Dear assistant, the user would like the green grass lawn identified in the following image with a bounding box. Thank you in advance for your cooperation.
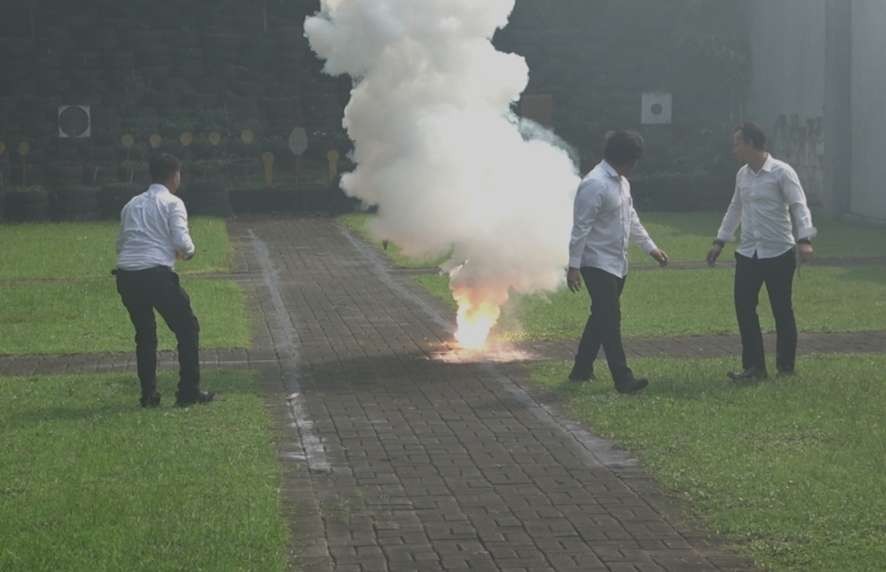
[0,218,233,280]
[417,264,886,340]
[530,355,886,572]
[0,219,249,356]
[628,212,886,265]
[0,278,250,355]
[0,370,287,572]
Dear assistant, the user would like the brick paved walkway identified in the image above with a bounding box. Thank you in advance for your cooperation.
[3,215,882,571]
[236,217,759,572]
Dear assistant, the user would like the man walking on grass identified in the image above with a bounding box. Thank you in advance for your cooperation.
[567,130,669,394]
[707,122,817,382]
[115,153,215,407]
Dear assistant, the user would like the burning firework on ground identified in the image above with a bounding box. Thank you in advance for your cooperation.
[305,0,580,352]
[449,265,508,350]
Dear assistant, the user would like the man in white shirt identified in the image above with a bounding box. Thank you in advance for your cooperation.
[567,131,669,393]
[115,154,215,407]
[707,122,817,381]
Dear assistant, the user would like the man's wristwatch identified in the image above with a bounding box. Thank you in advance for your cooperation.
[712,239,726,248]
[797,238,812,245]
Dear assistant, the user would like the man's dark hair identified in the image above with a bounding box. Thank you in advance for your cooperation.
[150,153,182,183]
[603,130,645,167]
[735,121,767,150]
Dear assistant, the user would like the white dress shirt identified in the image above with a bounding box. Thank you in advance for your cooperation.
[116,184,196,271]
[717,155,817,259]
[569,161,657,278]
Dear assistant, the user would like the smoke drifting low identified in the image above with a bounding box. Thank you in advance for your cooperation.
[305,0,580,345]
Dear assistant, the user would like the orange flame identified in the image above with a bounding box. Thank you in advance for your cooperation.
[453,295,502,350]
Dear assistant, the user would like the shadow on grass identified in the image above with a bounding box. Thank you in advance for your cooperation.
[4,370,264,427]
[539,357,810,406]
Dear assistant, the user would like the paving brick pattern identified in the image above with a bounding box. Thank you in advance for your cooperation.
[232,217,758,572]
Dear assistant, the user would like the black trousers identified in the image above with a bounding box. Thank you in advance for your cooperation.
[573,267,632,383]
[115,266,201,398]
[734,249,798,373]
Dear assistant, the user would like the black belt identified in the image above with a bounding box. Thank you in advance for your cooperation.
[111,266,172,276]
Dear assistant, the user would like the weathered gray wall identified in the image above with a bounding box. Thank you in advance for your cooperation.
[747,0,827,207]
[0,0,348,190]
[850,0,886,220]
[0,0,750,211]
[499,0,748,173]
[748,0,886,222]
[747,0,827,127]
[497,0,749,209]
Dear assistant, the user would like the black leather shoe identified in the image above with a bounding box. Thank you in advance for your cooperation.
[175,391,216,407]
[615,377,648,394]
[727,368,768,382]
[776,369,795,378]
[140,392,161,408]
[568,367,596,384]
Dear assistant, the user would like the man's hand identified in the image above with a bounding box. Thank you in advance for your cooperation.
[650,249,669,267]
[798,242,814,263]
[706,244,723,267]
[567,268,583,293]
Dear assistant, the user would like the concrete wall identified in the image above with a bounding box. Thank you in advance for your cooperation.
[0,0,750,209]
[850,0,886,220]
[747,0,827,126]
[0,0,349,190]
[748,0,886,221]
[496,0,749,209]
[746,0,827,206]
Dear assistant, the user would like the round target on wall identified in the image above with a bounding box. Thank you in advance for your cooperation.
[58,105,92,138]
[288,127,308,156]
[641,93,672,125]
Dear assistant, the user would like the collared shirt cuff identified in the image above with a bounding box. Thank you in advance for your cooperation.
[641,241,658,255]
[568,256,583,269]
[796,227,818,241]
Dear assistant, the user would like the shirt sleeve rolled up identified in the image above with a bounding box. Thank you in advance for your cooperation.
[569,180,604,268]
[168,200,196,257]
[780,166,818,241]
[717,180,743,243]
[629,206,657,254]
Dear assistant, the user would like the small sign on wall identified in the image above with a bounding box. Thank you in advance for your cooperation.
[641,92,672,125]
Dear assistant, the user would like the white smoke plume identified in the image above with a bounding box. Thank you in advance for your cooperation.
[305,0,580,347]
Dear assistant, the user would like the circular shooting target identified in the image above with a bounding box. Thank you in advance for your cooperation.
[288,127,308,156]
[58,105,91,138]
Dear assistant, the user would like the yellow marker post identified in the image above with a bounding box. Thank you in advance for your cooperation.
[327,149,340,185]
[262,151,274,187]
